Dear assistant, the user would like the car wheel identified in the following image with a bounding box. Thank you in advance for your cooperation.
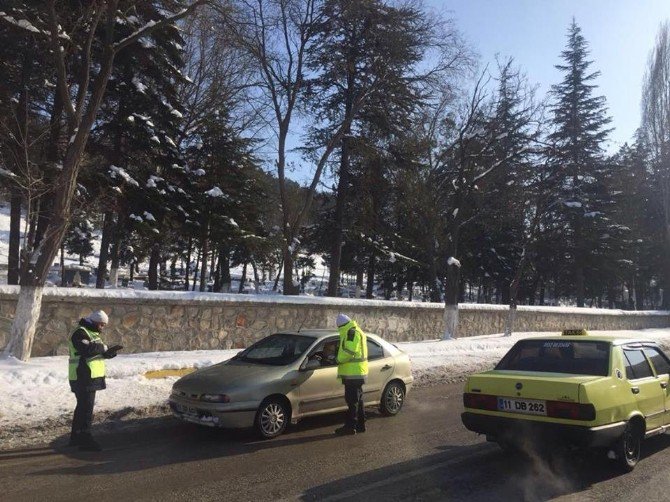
[255,397,289,439]
[614,421,642,472]
[380,381,405,416]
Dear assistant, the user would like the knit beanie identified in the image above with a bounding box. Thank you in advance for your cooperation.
[336,313,351,327]
[87,310,109,324]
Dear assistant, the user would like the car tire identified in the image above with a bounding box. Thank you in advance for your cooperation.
[614,421,642,472]
[255,397,290,439]
[379,381,405,416]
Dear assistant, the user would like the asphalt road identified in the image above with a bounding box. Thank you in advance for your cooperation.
[3,382,670,502]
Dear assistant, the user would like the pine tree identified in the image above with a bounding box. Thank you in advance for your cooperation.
[307,0,432,297]
[547,19,612,307]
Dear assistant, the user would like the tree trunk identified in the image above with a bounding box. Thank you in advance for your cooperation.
[504,305,517,338]
[199,223,209,293]
[184,237,192,291]
[427,244,441,302]
[327,136,351,296]
[148,245,160,290]
[212,246,222,292]
[443,304,458,341]
[96,211,115,288]
[220,246,231,293]
[505,250,529,336]
[443,242,461,339]
[108,212,122,289]
[8,189,21,285]
[282,245,298,295]
[636,273,645,310]
[191,248,201,292]
[252,260,260,294]
[365,250,376,299]
[3,286,44,360]
[664,224,670,309]
[273,262,283,292]
[355,267,364,298]
[239,262,248,293]
[60,245,66,286]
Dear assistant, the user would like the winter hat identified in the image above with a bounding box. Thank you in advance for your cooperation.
[336,313,351,327]
[87,310,109,325]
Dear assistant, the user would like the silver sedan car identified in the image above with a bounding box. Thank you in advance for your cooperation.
[169,329,413,438]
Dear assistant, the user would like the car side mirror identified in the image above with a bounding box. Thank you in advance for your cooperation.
[302,358,321,371]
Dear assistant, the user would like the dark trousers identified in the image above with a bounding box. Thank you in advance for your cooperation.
[71,389,96,436]
[343,381,365,429]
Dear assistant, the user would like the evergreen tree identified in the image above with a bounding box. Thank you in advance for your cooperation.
[307,0,433,296]
[547,20,612,306]
[64,216,95,266]
[84,2,188,289]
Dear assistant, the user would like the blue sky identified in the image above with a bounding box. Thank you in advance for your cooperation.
[434,0,670,151]
[286,0,670,183]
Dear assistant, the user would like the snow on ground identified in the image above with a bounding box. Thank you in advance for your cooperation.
[3,328,670,433]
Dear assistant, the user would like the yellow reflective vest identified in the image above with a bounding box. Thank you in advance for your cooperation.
[336,320,368,380]
[68,326,106,381]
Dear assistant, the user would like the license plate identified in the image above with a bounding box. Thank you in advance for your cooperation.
[175,403,197,415]
[497,397,546,416]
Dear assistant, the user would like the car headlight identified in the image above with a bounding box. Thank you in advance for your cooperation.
[199,394,231,403]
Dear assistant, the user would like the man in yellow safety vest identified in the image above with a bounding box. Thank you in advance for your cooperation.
[334,314,368,435]
[68,310,121,451]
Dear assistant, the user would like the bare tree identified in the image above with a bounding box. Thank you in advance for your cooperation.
[426,65,538,339]
[224,0,399,294]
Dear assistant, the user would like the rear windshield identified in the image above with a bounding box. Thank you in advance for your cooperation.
[495,339,610,376]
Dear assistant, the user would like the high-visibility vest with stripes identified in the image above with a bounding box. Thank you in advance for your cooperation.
[336,321,368,378]
[68,326,106,381]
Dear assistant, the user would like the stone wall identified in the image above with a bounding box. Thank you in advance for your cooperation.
[0,287,668,357]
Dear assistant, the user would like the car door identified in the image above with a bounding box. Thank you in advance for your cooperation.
[642,346,670,425]
[363,338,394,404]
[623,346,666,430]
[297,337,343,415]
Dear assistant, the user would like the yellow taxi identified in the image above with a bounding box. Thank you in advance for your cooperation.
[461,329,670,471]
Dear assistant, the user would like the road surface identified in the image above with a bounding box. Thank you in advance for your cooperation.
[2,382,670,501]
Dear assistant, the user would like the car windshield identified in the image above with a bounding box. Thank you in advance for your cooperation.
[233,333,316,366]
[495,339,610,376]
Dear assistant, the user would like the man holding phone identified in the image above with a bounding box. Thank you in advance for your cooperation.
[68,309,122,451]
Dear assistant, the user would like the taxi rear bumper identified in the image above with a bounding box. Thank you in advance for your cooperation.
[462,411,626,448]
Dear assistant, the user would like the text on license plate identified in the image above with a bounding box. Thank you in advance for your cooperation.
[176,403,198,415]
[497,397,546,415]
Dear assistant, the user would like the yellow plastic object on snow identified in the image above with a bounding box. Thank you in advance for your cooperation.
[144,368,196,379]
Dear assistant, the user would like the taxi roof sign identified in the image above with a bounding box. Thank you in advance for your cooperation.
[562,328,589,336]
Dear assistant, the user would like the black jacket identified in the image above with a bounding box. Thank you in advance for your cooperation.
[70,318,108,392]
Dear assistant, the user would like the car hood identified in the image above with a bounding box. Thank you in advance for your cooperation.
[173,359,288,394]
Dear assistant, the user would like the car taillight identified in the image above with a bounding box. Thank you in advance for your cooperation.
[546,401,595,421]
[463,393,498,411]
